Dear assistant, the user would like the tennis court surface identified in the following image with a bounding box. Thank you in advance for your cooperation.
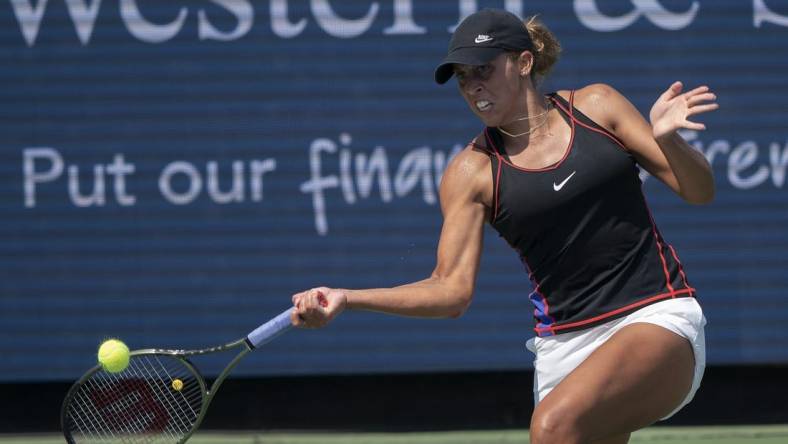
[4,425,788,444]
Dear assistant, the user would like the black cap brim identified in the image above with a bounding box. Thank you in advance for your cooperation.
[434,46,508,84]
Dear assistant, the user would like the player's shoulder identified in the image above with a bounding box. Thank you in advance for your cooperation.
[440,134,493,195]
[556,83,624,107]
[447,134,493,174]
[557,83,630,128]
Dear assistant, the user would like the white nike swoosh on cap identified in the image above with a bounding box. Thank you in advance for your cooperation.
[475,35,493,44]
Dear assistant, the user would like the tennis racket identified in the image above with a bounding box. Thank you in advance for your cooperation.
[61,307,294,444]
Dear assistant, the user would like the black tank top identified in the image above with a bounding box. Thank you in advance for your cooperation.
[479,91,695,337]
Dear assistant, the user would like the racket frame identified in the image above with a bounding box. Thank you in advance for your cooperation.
[62,308,292,444]
[61,339,253,444]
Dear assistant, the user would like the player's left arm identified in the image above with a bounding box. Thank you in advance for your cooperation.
[575,82,717,204]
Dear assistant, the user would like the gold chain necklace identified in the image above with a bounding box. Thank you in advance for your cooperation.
[498,104,551,138]
[509,105,550,122]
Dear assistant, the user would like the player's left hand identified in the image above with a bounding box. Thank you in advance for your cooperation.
[291,287,346,328]
[649,81,719,141]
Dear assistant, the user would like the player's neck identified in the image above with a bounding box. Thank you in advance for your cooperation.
[498,93,550,139]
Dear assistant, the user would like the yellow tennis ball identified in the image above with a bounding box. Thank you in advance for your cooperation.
[172,379,184,391]
[97,339,130,373]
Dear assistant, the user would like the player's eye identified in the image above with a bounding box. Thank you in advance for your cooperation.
[475,64,493,79]
[454,64,492,86]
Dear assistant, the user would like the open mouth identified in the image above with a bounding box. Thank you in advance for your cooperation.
[476,100,492,112]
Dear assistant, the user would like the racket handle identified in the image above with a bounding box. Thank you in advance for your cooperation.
[247,308,294,348]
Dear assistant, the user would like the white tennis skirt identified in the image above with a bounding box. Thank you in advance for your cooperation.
[526,297,706,420]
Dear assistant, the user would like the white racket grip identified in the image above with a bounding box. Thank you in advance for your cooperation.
[247,308,294,348]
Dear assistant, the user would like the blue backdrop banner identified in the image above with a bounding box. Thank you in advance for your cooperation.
[1,0,787,382]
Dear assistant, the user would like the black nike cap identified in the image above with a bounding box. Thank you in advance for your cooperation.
[434,9,534,85]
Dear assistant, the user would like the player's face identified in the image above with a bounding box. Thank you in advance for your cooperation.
[454,53,525,127]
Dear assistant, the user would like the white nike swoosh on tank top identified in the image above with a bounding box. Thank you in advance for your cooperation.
[553,171,577,191]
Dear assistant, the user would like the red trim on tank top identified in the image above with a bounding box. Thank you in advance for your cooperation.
[550,97,630,153]
[577,120,629,152]
[668,244,691,290]
[471,140,504,223]
[484,93,576,173]
[533,287,696,335]
[492,155,502,223]
[471,141,492,154]
[639,188,675,294]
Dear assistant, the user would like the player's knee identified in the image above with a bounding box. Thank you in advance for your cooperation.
[530,403,582,444]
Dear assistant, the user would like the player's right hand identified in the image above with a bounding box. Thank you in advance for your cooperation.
[291,287,347,328]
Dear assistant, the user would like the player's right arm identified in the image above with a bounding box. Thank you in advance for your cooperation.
[292,143,492,328]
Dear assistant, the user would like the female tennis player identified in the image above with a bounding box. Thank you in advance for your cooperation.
[292,9,716,444]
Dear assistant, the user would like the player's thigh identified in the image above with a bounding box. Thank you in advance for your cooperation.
[533,322,694,441]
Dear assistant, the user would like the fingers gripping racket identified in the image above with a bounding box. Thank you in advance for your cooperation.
[61,308,294,444]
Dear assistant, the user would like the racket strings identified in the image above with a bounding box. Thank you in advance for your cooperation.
[87,373,149,440]
[83,367,166,443]
[102,364,178,444]
[71,373,169,444]
[80,379,134,442]
[64,355,204,444]
[137,356,199,436]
